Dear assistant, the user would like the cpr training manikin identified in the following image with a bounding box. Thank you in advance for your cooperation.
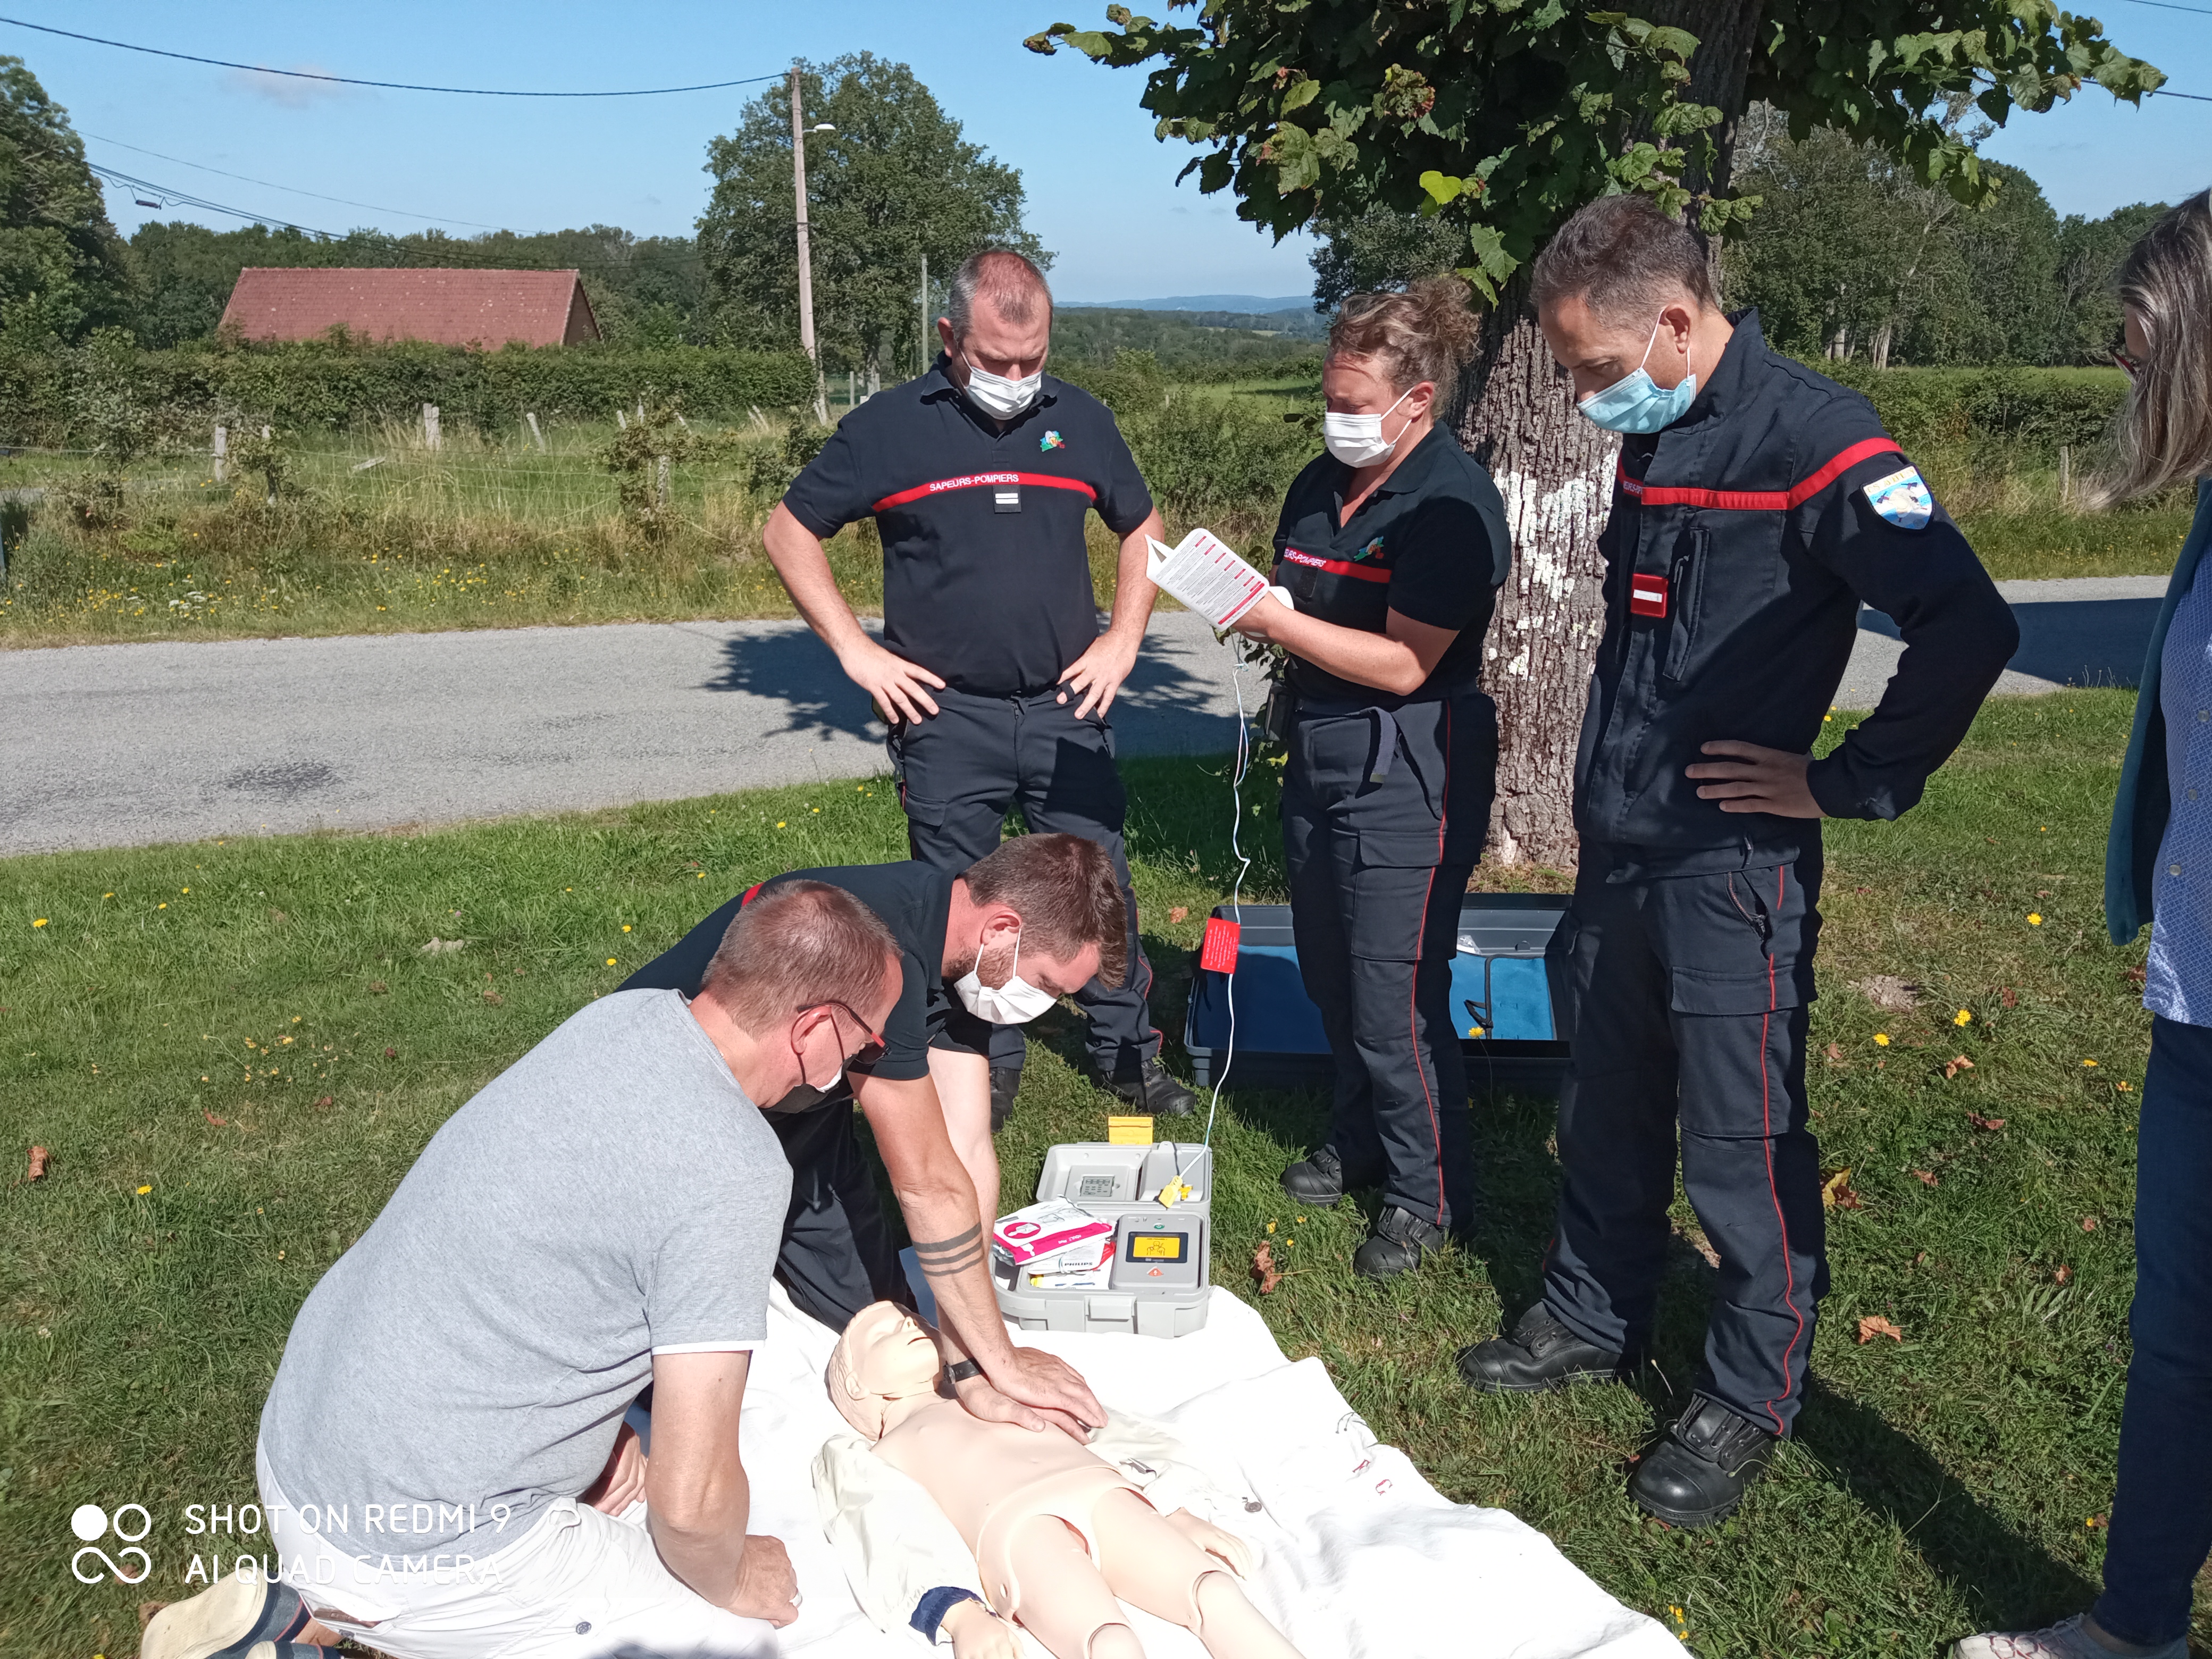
[814,1302,1306,1659]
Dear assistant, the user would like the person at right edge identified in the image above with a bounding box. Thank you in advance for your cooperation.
[1225,278,1511,1280]
[1455,196,2019,1529]
[1959,190,2212,1659]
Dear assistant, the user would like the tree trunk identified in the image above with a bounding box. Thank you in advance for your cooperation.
[1456,284,1618,869]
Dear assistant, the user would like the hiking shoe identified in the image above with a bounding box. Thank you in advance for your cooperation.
[1955,1615,2187,1659]
[1279,1144,1380,1206]
[141,1566,317,1659]
[1458,1303,1632,1393]
[1106,1055,1196,1117]
[990,1067,1021,1134]
[1352,1205,1448,1279]
[1629,1395,1777,1528]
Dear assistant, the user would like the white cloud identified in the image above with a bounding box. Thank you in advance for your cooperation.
[221,64,355,108]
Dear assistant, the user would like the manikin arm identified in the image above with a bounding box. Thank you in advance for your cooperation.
[814,1434,1008,1652]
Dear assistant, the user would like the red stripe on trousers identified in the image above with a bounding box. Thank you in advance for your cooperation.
[1757,863,1806,1435]
[1618,437,1905,512]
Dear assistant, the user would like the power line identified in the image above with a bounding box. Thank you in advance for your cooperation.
[2148,87,2212,100]
[0,14,782,97]
[83,131,511,232]
[2118,0,2212,14]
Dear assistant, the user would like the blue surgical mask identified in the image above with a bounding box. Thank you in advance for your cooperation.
[1576,315,1697,434]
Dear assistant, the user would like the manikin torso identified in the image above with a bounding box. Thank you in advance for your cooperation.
[875,1393,1133,1555]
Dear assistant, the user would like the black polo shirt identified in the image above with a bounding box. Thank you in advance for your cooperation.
[783,356,1154,698]
[619,861,988,1091]
[1269,425,1512,706]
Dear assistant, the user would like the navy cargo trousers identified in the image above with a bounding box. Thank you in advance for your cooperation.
[1540,844,1830,1436]
[887,684,1158,1080]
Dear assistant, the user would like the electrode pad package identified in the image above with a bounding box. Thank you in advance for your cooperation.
[992,1142,1213,1338]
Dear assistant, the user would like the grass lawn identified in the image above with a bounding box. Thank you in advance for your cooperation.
[0,691,2175,1657]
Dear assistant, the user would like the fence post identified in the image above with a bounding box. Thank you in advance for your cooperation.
[525,412,546,453]
[655,454,671,510]
[422,403,441,451]
[2059,444,2072,507]
[616,409,629,430]
[213,424,227,484]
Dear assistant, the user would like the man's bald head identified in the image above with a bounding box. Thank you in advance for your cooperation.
[946,249,1051,337]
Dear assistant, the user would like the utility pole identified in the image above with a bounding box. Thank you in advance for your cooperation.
[789,68,828,424]
[918,253,928,376]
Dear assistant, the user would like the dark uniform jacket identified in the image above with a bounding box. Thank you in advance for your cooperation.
[1577,309,2019,871]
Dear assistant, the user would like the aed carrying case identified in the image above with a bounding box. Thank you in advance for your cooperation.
[992,1142,1212,1339]
[1182,895,1571,1096]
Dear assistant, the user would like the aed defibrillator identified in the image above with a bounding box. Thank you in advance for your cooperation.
[992,1142,1213,1338]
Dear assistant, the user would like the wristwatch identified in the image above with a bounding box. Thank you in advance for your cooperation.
[944,1358,983,1386]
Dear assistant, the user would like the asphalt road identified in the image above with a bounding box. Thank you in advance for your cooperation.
[2,575,2171,857]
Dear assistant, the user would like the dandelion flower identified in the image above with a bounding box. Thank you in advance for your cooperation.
[606,957,617,967]
[622,924,632,933]
[776,821,786,829]
[1873,1033,1891,1047]
[2028,913,2043,926]
[136,1184,150,1195]
[31,917,47,927]
[2083,1058,2099,1068]
[158,902,168,910]
[1954,1009,1972,1026]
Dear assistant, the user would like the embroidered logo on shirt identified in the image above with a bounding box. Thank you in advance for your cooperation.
[1863,464,1933,530]
[1040,430,1065,451]
[1354,537,1385,562]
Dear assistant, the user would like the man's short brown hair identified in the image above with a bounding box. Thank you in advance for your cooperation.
[962,833,1128,988]
[1531,194,1717,328]
[699,881,900,1033]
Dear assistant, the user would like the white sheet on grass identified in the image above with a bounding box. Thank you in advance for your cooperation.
[732,1271,1685,1659]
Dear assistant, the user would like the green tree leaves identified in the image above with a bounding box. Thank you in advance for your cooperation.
[696,55,1046,376]
[0,55,132,347]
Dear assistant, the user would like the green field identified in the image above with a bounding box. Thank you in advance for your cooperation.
[0,692,2179,1657]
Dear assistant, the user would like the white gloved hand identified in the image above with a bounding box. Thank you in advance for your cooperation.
[941,1596,1021,1659]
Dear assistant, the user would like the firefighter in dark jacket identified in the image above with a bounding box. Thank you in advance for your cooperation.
[1456,196,2020,1528]
[1227,278,1512,1280]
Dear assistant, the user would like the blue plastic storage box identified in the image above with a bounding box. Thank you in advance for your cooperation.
[1181,894,1570,1096]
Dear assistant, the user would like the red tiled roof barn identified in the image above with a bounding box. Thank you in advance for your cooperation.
[220,268,600,348]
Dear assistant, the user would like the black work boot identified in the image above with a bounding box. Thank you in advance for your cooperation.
[1279,1143,1383,1205]
[1352,1205,1448,1279]
[1106,1054,1196,1117]
[1629,1395,1777,1528]
[1457,1302,1636,1393]
[989,1067,1021,1134]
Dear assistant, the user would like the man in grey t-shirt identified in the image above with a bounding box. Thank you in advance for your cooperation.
[143,883,902,1659]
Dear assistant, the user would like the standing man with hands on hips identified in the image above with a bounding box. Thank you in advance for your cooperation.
[762,248,1194,1127]
[1456,196,2019,1530]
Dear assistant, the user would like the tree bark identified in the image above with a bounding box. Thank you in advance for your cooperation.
[1456,285,1618,869]
[1454,2,1758,871]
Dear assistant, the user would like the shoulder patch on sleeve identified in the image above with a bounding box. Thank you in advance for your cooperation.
[1863,464,1933,530]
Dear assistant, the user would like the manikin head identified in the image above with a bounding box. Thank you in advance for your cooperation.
[826,1300,942,1440]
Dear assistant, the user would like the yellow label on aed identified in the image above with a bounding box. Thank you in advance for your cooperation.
[1130,1234,1184,1259]
[1107,1115,1154,1145]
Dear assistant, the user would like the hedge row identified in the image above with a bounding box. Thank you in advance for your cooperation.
[0,340,819,446]
[1822,363,2130,459]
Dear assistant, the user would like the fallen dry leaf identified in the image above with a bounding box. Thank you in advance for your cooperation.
[1857,1314,1905,1344]
[1853,974,1923,1012]
[2000,986,2019,1009]
[1823,1042,1846,1065]
[1251,1242,1283,1295]
[1968,1111,2007,1131]
[2054,1264,2072,1285]
[202,1110,227,1127]
[2083,1216,2099,1232]
[1913,1169,1940,1187]
[1943,1054,1976,1080]
[267,908,288,923]
[1168,906,1189,925]
[313,1095,334,1110]
[482,990,505,1006]
[1821,1169,1863,1210]
[2124,966,2147,988]
[25,1144,48,1182]
[368,979,389,995]
[1854,885,1874,895]
[419,937,464,956]
[383,1046,398,1058]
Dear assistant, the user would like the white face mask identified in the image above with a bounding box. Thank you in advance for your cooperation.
[1322,384,1418,468]
[954,929,1058,1025]
[958,346,1042,420]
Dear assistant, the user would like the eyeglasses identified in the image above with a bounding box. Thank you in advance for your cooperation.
[804,1000,886,1068]
[2115,348,2144,380]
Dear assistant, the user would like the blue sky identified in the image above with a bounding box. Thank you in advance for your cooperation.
[16,2,2210,305]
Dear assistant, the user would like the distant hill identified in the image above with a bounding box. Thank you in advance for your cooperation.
[1063,293,1315,313]
[1051,304,1327,371]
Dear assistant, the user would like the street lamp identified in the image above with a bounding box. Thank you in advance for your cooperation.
[789,70,836,423]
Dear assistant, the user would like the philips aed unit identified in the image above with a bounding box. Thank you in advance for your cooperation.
[992,1143,1212,1338]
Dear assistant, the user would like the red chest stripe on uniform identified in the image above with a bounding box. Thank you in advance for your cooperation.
[1616,437,1905,511]
[1276,546,1392,584]
[870,472,1099,512]
[739,882,764,908]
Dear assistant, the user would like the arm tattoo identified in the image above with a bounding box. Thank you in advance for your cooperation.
[911,1224,986,1279]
